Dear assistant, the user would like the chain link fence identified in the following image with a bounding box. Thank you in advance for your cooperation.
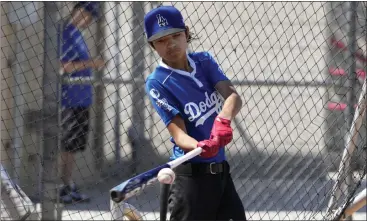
[1,1,366,220]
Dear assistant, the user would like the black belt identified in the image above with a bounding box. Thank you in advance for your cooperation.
[174,161,230,175]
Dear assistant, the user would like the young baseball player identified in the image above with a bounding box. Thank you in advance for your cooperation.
[59,1,105,204]
[144,5,246,220]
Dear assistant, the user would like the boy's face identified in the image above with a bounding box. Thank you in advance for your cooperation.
[73,7,93,29]
[151,30,188,63]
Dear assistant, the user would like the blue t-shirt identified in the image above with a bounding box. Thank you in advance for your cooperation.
[145,52,229,163]
[60,23,93,108]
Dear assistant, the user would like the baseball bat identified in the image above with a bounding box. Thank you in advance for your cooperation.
[339,188,367,220]
[0,164,36,220]
[110,147,202,203]
[110,201,143,221]
[160,183,171,221]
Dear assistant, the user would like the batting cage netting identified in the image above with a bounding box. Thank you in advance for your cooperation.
[1,1,366,221]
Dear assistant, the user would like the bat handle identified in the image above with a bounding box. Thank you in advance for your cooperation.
[168,147,203,169]
[160,183,170,221]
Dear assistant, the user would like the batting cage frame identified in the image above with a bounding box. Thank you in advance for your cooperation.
[325,78,366,220]
[1,1,366,221]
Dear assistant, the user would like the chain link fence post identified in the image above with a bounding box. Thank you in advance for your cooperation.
[40,2,62,220]
[344,3,359,220]
[113,1,122,171]
[92,2,106,179]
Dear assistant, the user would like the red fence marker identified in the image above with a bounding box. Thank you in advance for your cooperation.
[330,38,367,63]
[329,67,366,79]
[327,102,357,111]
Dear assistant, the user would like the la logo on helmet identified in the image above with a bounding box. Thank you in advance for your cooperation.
[156,14,168,27]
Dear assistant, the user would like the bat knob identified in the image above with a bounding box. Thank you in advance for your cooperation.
[110,190,122,203]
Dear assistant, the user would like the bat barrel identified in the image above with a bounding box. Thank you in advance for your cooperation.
[109,148,203,204]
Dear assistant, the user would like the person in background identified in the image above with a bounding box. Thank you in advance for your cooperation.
[59,1,105,204]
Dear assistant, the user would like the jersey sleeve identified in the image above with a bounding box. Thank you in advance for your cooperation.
[206,52,229,86]
[145,79,181,126]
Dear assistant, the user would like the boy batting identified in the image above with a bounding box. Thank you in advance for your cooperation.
[144,5,247,220]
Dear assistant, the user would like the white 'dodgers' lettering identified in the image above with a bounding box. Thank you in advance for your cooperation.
[184,91,223,127]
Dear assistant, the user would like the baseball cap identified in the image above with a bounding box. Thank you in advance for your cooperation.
[74,1,100,18]
[144,6,186,42]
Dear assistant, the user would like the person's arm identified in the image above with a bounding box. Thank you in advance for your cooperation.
[145,80,197,152]
[167,115,220,158]
[60,31,105,74]
[61,59,105,73]
[215,80,243,120]
[167,115,198,153]
[203,52,243,120]
[203,51,243,146]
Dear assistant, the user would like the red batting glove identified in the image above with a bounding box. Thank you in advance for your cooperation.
[197,139,220,158]
[210,116,233,147]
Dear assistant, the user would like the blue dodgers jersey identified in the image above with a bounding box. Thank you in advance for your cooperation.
[145,51,229,163]
[60,23,93,108]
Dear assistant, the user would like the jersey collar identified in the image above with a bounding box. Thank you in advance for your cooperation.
[159,52,196,77]
[158,52,203,87]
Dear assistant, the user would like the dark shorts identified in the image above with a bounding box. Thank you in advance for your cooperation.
[168,161,246,221]
[61,107,90,153]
